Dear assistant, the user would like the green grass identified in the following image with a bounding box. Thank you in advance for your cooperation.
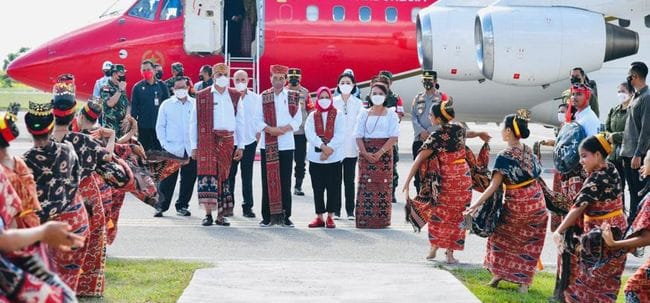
[79,258,210,303]
[450,267,627,303]
[0,87,50,109]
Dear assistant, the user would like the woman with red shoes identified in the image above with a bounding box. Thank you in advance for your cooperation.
[305,87,346,228]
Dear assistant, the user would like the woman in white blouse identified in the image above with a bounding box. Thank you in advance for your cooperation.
[353,82,400,228]
[305,87,346,228]
[333,71,364,220]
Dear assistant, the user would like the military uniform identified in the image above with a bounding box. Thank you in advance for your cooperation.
[165,62,196,97]
[100,65,130,137]
[287,68,313,195]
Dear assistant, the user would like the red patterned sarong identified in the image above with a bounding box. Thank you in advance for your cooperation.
[76,175,107,296]
[484,182,547,285]
[197,131,234,215]
[428,150,471,250]
[261,92,282,218]
[49,196,89,292]
[356,138,393,229]
[624,194,650,302]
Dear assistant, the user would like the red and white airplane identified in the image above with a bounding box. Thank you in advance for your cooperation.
[6,0,649,125]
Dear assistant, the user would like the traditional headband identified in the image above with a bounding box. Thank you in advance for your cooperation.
[28,121,54,136]
[595,133,613,155]
[52,106,77,118]
[0,117,16,143]
[83,103,99,120]
[440,101,453,121]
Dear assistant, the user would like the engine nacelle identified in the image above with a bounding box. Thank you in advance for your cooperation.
[417,5,485,81]
[475,6,638,86]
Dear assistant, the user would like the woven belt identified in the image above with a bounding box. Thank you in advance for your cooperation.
[19,209,35,218]
[213,130,234,137]
[452,159,466,164]
[505,179,536,190]
[584,209,624,222]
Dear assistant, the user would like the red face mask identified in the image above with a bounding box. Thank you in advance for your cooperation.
[142,70,154,81]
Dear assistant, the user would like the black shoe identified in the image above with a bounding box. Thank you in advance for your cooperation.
[259,220,272,227]
[153,210,164,217]
[176,208,191,216]
[215,217,231,226]
[201,215,213,226]
[243,209,256,218]
[294,187,305,196]
[283,217,295,227]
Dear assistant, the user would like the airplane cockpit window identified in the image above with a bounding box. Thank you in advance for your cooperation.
[618,19,630,28]
[411,8,420,23]
[333,6,345,22]
[359,6,371,23]
[128,0,160,20]
[306,5,319,22]
[160,0,183,20]
[645,15,650,28]
[385,7,398,23]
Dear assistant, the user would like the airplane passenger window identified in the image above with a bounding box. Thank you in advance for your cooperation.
[306,5,318,22]
[160,0,183,20]
[618,19,630,28]
[279,4,293,21]
[359,6,371,22]
[128,0,160,20]
[646,15,650,28]
[386,7,398,23]
[411,8,420,23]
[333,6,345,22]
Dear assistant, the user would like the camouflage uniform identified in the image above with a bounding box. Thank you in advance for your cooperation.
[100,80,130,137]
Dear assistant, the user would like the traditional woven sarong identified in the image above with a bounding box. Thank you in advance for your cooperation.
[1,158,41,229]
[624,194,650,303]
[0,255,66,303]
[76,175,107,297]
[356,138,393,228]
[49,196,89,292]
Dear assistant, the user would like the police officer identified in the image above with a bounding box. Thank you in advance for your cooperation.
[100,64,131,137]
[411,70,447,192]
[287,67,313,196]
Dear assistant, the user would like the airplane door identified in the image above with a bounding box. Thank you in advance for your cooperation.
[183,0,223,54]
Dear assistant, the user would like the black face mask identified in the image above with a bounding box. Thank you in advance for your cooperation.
[199,75,204,82]
[104,70,111,77]
[155,71,163,80]
[423,81,434,90]
[570,76,582,85]
[289,78,299,86]
[175,71,184,77]
[118,75,126,82]
[435,83,440,90]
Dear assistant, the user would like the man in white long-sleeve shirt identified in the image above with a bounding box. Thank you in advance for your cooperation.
[191,63,245,227]
[255,64,303,227]
[154,77,196,218]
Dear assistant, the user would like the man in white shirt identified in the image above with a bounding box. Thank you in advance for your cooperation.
[255,65,303,227]
[92,61,112,100]
[227,70,260,218]
[190,63,245,227]
[154,77,196,217]
[570,83,601,136]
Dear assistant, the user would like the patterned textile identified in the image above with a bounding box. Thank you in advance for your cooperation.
[0,255,65,303]
[1,157,41,229]
[554,121,587,174]
[356,138,393,228]
[49,198,89,292]
[565,162,627,303]
[484,144,547,286]
[99,80,130,137]
[113,143,158,207]
[314,108,337,143]
[107,190,124,245]
[551,171,563,232]
[23,141,81,223]
[76,175,106,297]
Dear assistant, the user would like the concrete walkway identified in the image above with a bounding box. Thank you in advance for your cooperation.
[177,261,480,303]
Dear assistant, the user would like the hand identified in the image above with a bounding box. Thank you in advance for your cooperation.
[478,132,492,143]
[42,221,85,252]
[552,231,564,250]
[233,149,244,161]
[601,223,616,247]
[402,183,411,200]
[133,145,146,160]
[120,116,131,134]
[366,152,379,163]
[632,156,642,169]
[641,165,648,178]
[321,145,334,156]
[255,132,261,141]
[463,205,479,217]
[320,152,330,161]
[280,125,293,134]
[191,149,197,160]
[118,81,127,91]
[419,131,429,141]
[265,127,283,137]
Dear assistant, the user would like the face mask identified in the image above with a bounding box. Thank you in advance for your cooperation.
[142,70,154,81]
[339,84,353,95]
[423,81,434,90]
[272,80,285,90]
[215,76,229,88]
[570,76,581,85]
[199,75,204,82]
[617,92,629,103]
[174,89,188,99]
[118,75,126,82]
[557,113,566,123]
[155,71,163,80]
[289,78,299,86]
[318,98,332,110]
[370,95,386,106]
[104,70,111,77]
[235,83,247,92]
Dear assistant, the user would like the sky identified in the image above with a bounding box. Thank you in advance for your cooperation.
[1,1,126,66]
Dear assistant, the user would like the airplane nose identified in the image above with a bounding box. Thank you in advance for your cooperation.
[6,43,52,91]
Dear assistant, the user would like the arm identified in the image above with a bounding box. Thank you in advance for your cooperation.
[465,172,504,214]
[328,112,346,152]
[0,222,85,253]
[286,103,303,132]
[603,228,650,250]
[605,108,614,133]
[403,148,433,189]
[304,113,323,149]
[554,204,587,235]
[189,102,198,151]
[106,88,124,108]
[634,98,650,157]
[155,102,167,151]
[411,98,426,137]
[466,130,491,142]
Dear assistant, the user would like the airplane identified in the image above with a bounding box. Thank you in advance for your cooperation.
[6,0,649,126]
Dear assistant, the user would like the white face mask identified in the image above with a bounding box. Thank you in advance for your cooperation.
[318,98,332,110]
[617,92,629,103]
[175,89,188,99]
[215,76,229,88]
[370,95,385,106]
[235,82,247,92]
[339,84,353,95]
[557,112,565,123]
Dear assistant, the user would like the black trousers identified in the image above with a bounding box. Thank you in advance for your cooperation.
[412,140,424,193]
[310,161,342,214]
[227,141,257,211]
[293,134,307,188]
[261,150,293,221]
[156,158,197,212]
[611,158,627,210]
[139,128,162,151]
[623,157,648,224]
[392,144,399,202]
[337,157,357,217]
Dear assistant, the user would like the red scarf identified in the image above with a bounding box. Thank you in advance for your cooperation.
[315,108,337,144]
